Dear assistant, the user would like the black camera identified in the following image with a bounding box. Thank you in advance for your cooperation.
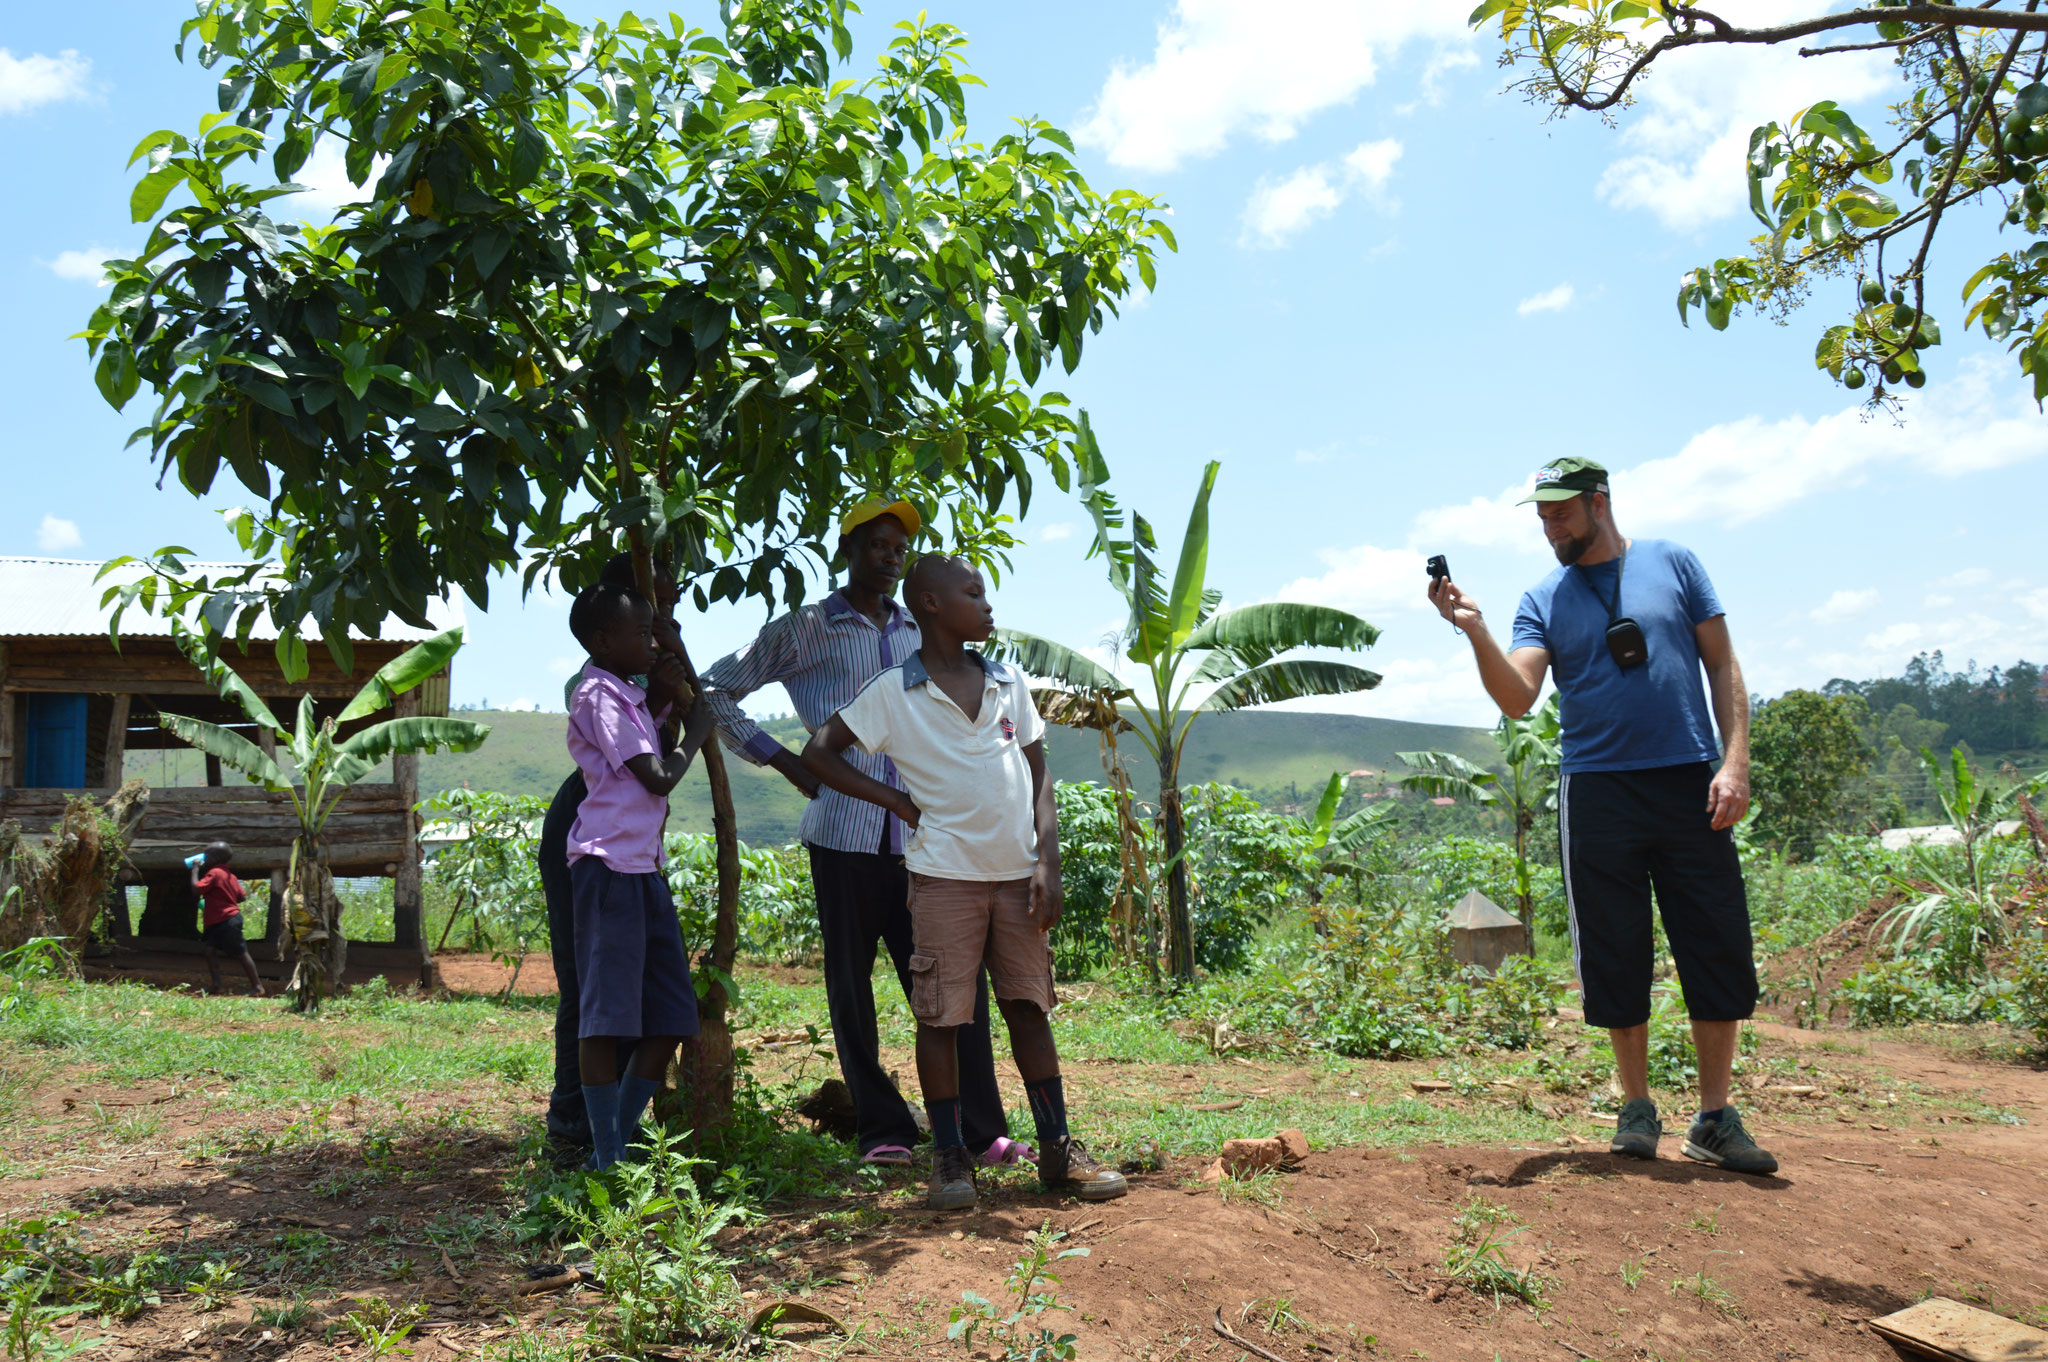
[1426,554,1450,583]
[1606,618,1649,669]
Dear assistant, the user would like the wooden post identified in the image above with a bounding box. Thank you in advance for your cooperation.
[391,690,424,955]
[103,693,131,788]
[257,725,287,958]
[0,642,12,788]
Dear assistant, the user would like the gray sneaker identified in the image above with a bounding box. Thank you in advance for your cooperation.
[1610,1097,1662,1160]
[1682,1107,1779,1176]
[927,1144,978,1211]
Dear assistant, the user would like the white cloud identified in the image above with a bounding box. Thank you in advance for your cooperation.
[2021,587,2048,625]
[0,49,90,116]
[281,139,389,222]
[1038,523,1076,543]
[1408,485,1540,554]
[1077,2,1470,173]
[1240,138,1402,248]
[44,246,116,286]
[1516,283,1575,316]
[37,515,81,551]
[1274,543,1424,615]
[1615,357,2045,530]
[1592,8,1891,227]
[1809,588,1878,623]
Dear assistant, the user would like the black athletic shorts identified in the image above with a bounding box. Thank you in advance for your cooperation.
[202,915,247,956]
[1558,761,1757,1029]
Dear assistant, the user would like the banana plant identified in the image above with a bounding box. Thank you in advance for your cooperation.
[1397,693,1561,953]
[990,431,1382,983]
[1289,771,1398,931]
[1879,745,2048,973]
[157,625,490,1010]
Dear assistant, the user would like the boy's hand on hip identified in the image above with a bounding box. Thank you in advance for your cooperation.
[1706,764,1750,831]
[889,791,922,831]
[1029,862,1064,932]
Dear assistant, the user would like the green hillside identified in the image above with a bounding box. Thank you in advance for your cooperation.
[127,707,1499,847]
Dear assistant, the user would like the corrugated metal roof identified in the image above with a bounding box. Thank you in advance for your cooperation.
[0,557,464,641]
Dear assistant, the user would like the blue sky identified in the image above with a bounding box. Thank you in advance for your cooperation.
[6,1,2045,726]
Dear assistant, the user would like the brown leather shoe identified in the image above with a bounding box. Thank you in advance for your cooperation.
[1040,1135,1128,1200]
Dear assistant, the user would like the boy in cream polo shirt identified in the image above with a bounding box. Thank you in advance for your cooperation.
[804,554,1128,1211]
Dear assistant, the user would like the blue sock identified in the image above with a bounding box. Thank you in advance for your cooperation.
[1696,1106,1728,1124]
[618,1074,661,1150]
[1025,1075,1068,1146]
[581,1082,624,1169]
[926,1097,965,1150]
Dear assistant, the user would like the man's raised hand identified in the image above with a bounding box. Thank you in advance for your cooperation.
[1428,576,1484,632]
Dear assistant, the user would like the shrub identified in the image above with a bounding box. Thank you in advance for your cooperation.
[2006,934,2048,1050]
[1835,958,1985,1027]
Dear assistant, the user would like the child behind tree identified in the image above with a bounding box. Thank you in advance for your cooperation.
[564,580,718,1170]
[190,842,266,997]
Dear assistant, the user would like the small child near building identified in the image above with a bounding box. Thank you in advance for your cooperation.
[803,554,1128,1210]
[189,842,266,997]
[565,581,718,1170]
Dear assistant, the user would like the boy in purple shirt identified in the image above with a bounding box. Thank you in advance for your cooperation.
[565,581,717,1169]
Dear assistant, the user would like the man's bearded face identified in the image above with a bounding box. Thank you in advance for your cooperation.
[1539,497,1599,565]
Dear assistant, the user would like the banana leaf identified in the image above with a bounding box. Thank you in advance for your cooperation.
[156,714,291,792]
[337,627,465,722]
[1197,659,1381,712]
[1184,602,1381,670]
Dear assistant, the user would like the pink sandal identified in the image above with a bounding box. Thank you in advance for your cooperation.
[861,1144,914,1166]
[980,1136,1038,1168]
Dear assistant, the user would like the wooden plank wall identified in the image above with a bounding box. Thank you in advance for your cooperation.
[0,785,410,876]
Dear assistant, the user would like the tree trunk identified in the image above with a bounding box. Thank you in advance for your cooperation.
[1159,758,1195,984]
[284,835,344,1012]
[1514,809,1535,957]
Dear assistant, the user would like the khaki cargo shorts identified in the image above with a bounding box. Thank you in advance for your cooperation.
[905,873,1058,1027]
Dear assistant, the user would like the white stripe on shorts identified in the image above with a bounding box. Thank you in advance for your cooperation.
[1559,771,1584,989]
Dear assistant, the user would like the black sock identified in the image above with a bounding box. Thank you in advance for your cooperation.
[926,1096,964,1150]
[1025,1075,1068,1146]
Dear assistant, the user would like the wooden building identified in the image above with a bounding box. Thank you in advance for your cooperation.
[0,558,459,986]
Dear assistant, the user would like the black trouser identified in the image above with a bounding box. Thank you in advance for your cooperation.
[1559,761,1759,1030]
[539,770,633,1142]
[808,842,1010,1157]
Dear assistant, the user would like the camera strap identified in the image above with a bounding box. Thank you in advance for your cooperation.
[1573,543,1626,623]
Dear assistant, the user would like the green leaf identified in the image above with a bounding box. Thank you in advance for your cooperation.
[1183,602,1380,670]
[336,715,492,768]
[1161,460,1220,651]
[1467,0,1510,24]
[130,164,188,222]
[1307,771,1346,847]
[1197,660,1382,712]
[155,713,290,791]
[985,629,1124,693]
[1395,749,1500,803]
[170,624,288,734]
[336,627,467,723]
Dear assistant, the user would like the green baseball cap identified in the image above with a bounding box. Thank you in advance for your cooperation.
[1518,456,1610,503]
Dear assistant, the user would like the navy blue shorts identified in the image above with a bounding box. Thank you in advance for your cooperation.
[569,857,699,1041]
[1559,762,1758,1029]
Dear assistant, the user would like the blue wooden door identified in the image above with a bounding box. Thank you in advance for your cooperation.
[23,694,89,788]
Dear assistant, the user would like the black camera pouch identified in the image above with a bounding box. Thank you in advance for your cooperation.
[1605,617,1648,669]
[1576,545,1649,671]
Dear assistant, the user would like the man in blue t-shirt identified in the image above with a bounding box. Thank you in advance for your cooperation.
[1428,456,1777,1177]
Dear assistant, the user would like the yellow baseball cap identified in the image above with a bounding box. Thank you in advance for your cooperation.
[839,496,922,539]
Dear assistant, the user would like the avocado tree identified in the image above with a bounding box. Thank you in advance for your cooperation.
[1750,688,1873,856]
[990,442,1382,983]
[1476,1,2048,401]
[158,626,489,1010]
[82,0,1169,1124]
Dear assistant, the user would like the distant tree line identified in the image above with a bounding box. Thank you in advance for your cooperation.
[1750,653,2048,857]
[1825,653,2048,756]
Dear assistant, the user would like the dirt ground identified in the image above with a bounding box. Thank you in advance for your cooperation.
[10,964,2046,1361]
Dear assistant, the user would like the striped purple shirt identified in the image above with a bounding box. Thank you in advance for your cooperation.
[699,590,917,855]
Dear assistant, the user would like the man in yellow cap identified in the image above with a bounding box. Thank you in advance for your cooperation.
[698,498,1027,1169]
